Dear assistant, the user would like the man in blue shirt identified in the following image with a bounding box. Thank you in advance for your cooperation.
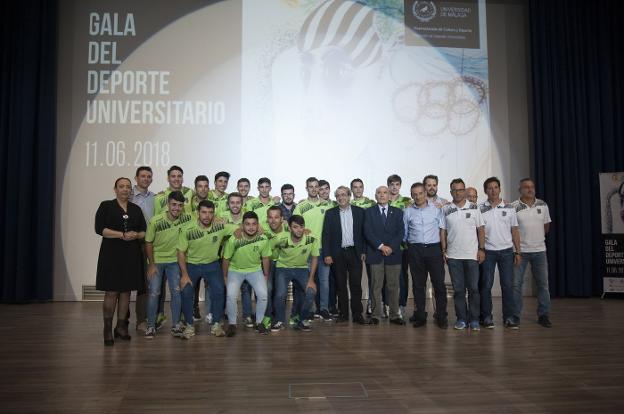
[129,166,155,332]
[403,182,448,328]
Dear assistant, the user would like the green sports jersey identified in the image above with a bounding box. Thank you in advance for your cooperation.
[223,233,271,273]
[217,210,243,225]
[262,222,289,260]
[389,195,412,210]
[190,195,210,213]
[145,211,193,263]
[244,197,278,225]
[207,190,229,216]
[351,197,375,209]
[293,198,332,240]
[271,232,320,269]
[242,196,256,210]
[153,186,194,216]
[177,220,233,264]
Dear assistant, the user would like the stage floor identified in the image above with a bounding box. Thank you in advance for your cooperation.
[1,298,623,413]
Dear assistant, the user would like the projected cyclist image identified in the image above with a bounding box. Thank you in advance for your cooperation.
[246,0,491,187]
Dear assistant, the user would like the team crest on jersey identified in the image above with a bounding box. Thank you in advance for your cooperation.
[320,209,325,214]
[465,213,471,218]
[502,211,507,217]
[301,249,307,255]
[537,208,542,214]
[253,245,259,252]
[212,235,218,243]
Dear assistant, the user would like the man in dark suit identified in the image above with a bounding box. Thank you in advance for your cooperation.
[322,186,367,324]
[364,186,405,325]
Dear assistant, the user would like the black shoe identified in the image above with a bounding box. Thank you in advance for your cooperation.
[353,315,367,325]
[408,312,418,323]
[193,307,201,321]
[412,319,427,328]
[538,315,552,328]
[368,317,380,325]
[390,318,406,326]
[114,319,132,340]
[329,308,339,317]
[295,321,312,332]
[255,323,270,335]
[504,320,519,330]
[435,319,448,329]
[319,310,333,321]
[226,325,237,337]
[482,320,495,329]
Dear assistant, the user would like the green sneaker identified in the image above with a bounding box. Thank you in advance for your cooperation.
[288,314,300,327]
[155,313,167,330]
[262,316,272,329]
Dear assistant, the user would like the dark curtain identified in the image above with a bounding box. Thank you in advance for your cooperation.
[529,0,624,296]
[0,0,57,302]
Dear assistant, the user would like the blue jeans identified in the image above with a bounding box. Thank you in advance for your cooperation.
[480,248,515,324]
[226,270,268,325]
[448,258,480,322]
[311,250,329,312]
[147,262,181,328]
[274,267,316,324]
[513,251,551,321]
[265,261,276,318]
[181,262,224,324]
[241,281,253,318]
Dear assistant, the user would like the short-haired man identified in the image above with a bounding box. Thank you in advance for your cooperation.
[237,178,255,207]
[479,177,522,329]
[404,182,448,328]
[466,187,478,204]
[191,175,210,214]
[261,205,290,328]
[177,200,232,339]
[322,186,367,324]
[222,211,272,337]
[293,177,333,321]
[512,178,553,328]
[387,174,411,319]
[219,192,244,225]
[440,179,486,330]
[208,171,230,216]
[144,191,193,338]
[278,184,297,222]
[154,165,194,215]
[129,166,154,331]
[271,214,319,332]
[364,186,405,325]
[153,167,196,329]
[350,178,375,209]
[189,174,210,321]
[244,177,278,226]
[423,174,449,208]
[318,180,337,207]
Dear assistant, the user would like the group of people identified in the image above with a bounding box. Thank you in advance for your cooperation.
[95,166,553,346]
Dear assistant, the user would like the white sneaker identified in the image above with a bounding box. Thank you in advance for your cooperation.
[182,325,195,339]
[205,313,213,324]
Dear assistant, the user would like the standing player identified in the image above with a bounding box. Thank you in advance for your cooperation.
[222,211,272,337]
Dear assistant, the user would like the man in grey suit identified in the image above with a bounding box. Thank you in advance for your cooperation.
[364,186,405,325]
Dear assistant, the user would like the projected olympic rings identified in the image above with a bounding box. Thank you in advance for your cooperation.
[392,75,488,136]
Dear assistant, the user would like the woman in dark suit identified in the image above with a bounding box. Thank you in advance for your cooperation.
[95,177,146,346]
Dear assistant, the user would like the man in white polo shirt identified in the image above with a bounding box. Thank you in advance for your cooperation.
[441,178,486,330]
[479,177,522,329]
[512,178,552,328]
